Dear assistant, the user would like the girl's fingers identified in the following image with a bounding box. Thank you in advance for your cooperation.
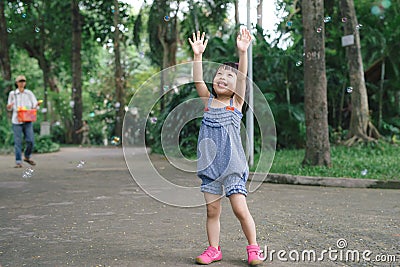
[201,32,205,40]
[197,31,200,39]
[192,32,196,41]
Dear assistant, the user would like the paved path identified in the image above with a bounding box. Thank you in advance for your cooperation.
[0,147,399,267]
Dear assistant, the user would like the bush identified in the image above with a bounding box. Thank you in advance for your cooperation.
[33,135,60,153]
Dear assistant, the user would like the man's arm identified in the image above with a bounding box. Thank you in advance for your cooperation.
[6,91,14,111]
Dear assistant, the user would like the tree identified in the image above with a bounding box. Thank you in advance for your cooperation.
[0,0,12,94]
[113,0,125,138]
[257,0,263,28]
[71,0,83,144]
[301,0,331,166]
[340,0,380,145]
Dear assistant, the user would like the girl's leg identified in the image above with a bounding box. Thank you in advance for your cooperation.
[204,192,222,248]
[228,193,257,245]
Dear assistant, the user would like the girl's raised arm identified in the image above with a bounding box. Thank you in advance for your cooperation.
[234,28,252,110]
[188,31,210,104]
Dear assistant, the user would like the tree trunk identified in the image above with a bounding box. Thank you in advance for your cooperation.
[0,0,12,95]
[301,0,331,167]
[257,0,263,28]
[113,0,125,139]
[72,0,83,144]
[341,0,380,146]
[234,0,239,26]
[158,4,179,110]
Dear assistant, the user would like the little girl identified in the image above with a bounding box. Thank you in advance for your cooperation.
[188,29,263,266]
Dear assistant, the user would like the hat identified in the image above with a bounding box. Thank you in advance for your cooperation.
[15,75,26,82]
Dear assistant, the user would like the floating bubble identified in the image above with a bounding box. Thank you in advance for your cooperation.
[111,136,120,145]
[139,51,144,58]
[346,87,353,93]
[7,28,12,33]
[361,169,368,176]
[22,167,34,179]
[295,61,302,67]
[257,14,262,19]
[77,160,86,168]
[21,14,26,18]
[149,117,157,124]
[323,16,331,23]
[341,17,348,23]
[164,15,170,22]
[381,0,391,9]
[355,24,363,30]
[371,6,381,15]
[286,21,292,27]
[34,27,40,33]
[316,27,323,33]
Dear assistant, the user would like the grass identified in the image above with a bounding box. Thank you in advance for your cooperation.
[252,142,400,181]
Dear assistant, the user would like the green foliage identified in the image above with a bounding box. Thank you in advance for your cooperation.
[0,116,13,148]
[33,135,60,153]
[256,141,400,181]
[146,83,200,157]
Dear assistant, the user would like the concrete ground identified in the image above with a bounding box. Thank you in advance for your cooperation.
[0,147,399,267]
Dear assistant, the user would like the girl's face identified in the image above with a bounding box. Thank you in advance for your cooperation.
[212,66,237,97]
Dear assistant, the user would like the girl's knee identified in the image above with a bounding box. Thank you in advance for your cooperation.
[232,206,250,221]
[206,203,221,218]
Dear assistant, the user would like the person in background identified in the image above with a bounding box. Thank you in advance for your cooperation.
[6,75,40,168]
[75,120,91,147]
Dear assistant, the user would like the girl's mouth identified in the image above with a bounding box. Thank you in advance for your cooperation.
[217,81,228,89]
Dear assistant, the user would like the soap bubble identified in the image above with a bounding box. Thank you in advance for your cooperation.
[77,160,86,168]
[346,87,353,93]
[323,16,331,23]
[22,167,34,179]
[149,117,158,124]
[341,17,348,23]
[316,27,323,33]
[111,136,120,145]
[164,15,170,22]
[381,0,391,9]
[361,169,368,176]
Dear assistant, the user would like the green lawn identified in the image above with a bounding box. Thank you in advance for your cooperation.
[253,142,400,181]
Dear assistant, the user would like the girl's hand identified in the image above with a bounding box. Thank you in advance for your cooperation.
[237,28,252,53]
[188,31,208,56]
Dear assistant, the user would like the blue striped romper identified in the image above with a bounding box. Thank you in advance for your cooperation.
[197,95,249,197]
